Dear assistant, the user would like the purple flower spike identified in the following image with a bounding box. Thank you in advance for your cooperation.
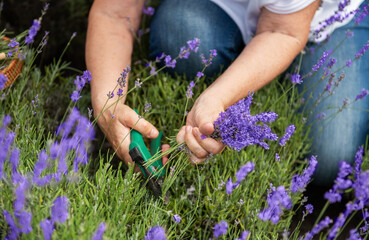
[186,81,195,98]
[237,230,250,240]
[312,50,332,72]
[10,148,23,184]
[51,196,69,224]
[346,59,352,67]
[355,41,369,59]
[40,219,54,240]
[196,72,204,78]
[15,211,32,233]
[324,161,353,203]
[354,146,364,180]
[258,186,292,224]
[303,216,332,240]
[352,171,369,205]
[226,178,235,194]
[213,220,228,238]
[142,6,155,16]
[187,38,200,53]
[173,214,181,223]
[355,88,369,101]
[279,124,295,146]
[290,155,318,193]
[235,162,255,184]
[0,73,7,89]
[355,4,369,25]
[164,55,176,69]
[33,150,53,186]
[145,226,166,240]
[290,74,302,84]
[25,20,41,45]
[14,178,29,212]
[3,210,20,240]
[92,222,106,240]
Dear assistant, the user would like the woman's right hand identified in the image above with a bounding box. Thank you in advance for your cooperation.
[93,99,169,171]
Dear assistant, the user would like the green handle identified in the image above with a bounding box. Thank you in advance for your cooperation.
[129,109,166,178]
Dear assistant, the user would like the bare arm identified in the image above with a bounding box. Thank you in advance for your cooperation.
[178,1,321,163]
[86,0,144,110]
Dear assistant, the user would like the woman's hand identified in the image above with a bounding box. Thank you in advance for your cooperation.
[94,99,170,171]
[176,91,225,164]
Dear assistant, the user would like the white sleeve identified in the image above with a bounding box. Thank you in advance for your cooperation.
[264,0,316,14]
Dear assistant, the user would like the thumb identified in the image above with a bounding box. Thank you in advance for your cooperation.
[196,110,221,136]
[121,106,159,139]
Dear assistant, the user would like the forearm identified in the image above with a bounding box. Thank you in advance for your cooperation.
[85,0,144,111]
[204,31,304,108]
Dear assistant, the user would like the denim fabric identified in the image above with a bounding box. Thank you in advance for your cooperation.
[298,4,369,185]
[149,0,245,80]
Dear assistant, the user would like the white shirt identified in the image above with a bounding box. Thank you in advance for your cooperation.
[210,0,364,43]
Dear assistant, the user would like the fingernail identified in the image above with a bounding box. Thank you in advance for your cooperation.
[186,126,192,133]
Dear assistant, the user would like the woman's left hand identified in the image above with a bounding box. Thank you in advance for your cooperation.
[176,91,225,164]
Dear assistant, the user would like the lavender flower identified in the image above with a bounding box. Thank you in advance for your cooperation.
[275,153,280,161]
[118,65,130,88]
[347,229,362,240]
[142,6,155,16]
[303,216,332,240]
[279,124,295,146]
[312,50,332,72]
[15,211,32,233]
[346,59,352,67]
[135,78,142,88]
[355,3,369,25]
[10,148,22,184]
[355,41,369,59]
[211,93,278,151]
[290,74,302,84]
[200,49,217,67]
[290,155,318,193]
[164,55,176,68]
[0,73,7,89]
[186,81,195,98]
[25,20,41,45]
[8,38,19,49]
[258,186,292,224]
[14,178,29,212]
[236,230,250,240]
[92,222,106,240]
[226,162,254,194]
[144,102,151,113]
[352,171,369,205]
[173,214,181,223]
[179,46,190,59]
[235,162,255,184]
[187,38,200,53]
[355,88,369,100]
[327,212,350,240]
[145,226,166,240]
[196,72,204,78]
[316,112,326,120]
[304,204,314,215]
[326,57,336,68]
[213,220,228,237]
[117,88,123,97]
[346,29,354,38]
[107,91,114,99]
[3,210,19,240]
[51,196,69,224]
[354,146,364,180]
[40,219,54,240]
[71,90,81,102]
[33,150,53,186]
[324,161,353,203]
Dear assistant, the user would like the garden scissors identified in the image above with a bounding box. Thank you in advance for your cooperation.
[129,110,166,198]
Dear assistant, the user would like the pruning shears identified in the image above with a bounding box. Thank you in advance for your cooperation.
[129,110,166,198]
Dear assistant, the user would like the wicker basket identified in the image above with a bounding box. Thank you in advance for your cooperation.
[0,37,24,90]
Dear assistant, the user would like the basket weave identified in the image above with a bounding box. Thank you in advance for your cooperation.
[0,37,23,90]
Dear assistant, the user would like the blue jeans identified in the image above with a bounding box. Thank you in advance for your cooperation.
[149,0,244,80]
[149,0,369,185]
[298,5,369,185]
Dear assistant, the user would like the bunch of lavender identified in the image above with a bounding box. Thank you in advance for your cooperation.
[210,93,278,151]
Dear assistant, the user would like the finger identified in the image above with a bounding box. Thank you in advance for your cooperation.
[119,106,159,139]
[176,126,186,144]
[192,127,225,154]
[184,126,209,160]
[189,154,206,165]
[199,122,215,136]
[161,144,170,165]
